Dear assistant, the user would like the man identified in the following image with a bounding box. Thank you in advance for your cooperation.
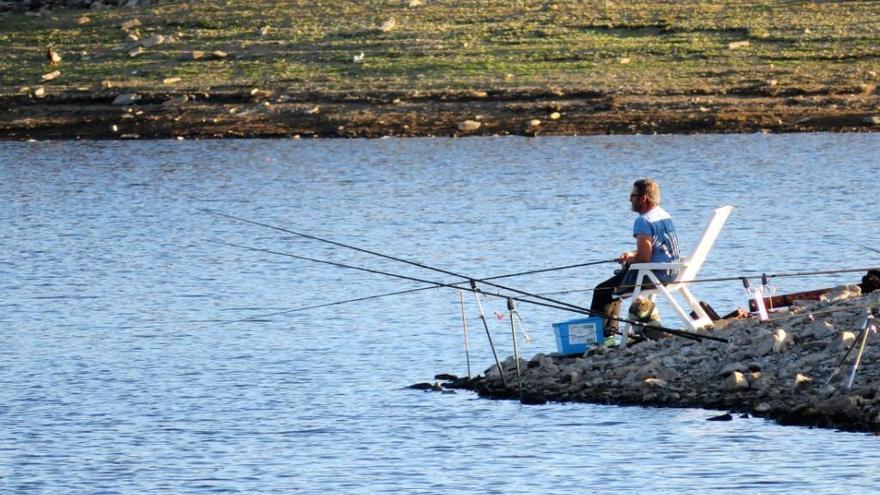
[590,178,680,336]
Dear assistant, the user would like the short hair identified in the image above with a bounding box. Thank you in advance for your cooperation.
[633,178,660,205]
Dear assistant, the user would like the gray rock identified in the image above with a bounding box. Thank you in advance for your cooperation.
[112,93,139,105]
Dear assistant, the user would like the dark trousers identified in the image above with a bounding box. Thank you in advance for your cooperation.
[591,270,627,336]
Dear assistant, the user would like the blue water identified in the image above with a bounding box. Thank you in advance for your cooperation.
[2,134,880,493]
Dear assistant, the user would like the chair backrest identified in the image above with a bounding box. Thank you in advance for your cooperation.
[676,205,733,283]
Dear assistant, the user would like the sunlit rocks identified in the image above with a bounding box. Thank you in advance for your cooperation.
[140,34,165,48]
[379,18,396,33]
[457,120,481,131]
[725,371,749,390]
[460,285,880,431]
[120,18,141,31]
[41,70,61,81]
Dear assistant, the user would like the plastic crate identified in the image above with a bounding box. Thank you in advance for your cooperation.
[552,317,604,355]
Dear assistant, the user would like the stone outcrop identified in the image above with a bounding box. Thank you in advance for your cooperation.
[438,286,880,432]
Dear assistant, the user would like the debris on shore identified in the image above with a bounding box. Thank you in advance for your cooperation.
[424,284,880,433]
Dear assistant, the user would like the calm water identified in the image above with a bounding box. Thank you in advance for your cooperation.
[2,134,880,494]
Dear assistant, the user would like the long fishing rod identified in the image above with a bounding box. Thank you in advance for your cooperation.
[211,238,728,343]
[208,210,615,316]
[217,258,616,324]
[540,266,880,296]
[209,209,612,315]
[209,240,587,315]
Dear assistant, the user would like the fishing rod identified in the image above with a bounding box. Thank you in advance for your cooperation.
[540,266,880,296]
[208,210,616,315]
[849,240,880,255]
[211,238,728,343]
[221,257,618,324]
[209,239,587,315]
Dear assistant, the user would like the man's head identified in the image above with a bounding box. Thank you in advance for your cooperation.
[630,178,660,213]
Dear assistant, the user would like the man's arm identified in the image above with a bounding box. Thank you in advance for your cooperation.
[620,234,653,264]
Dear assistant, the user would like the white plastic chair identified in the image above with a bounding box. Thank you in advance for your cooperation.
[621,205,734,344]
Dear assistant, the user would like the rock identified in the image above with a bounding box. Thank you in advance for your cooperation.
[352,52,364,64]
[549,111,561,120]
[794,373,813,390]
[120,18,141,30]
[728,40,750,50]
[724,371,749,390]
[618,57,631,64]
[192,50,205,60]
[707,412,733,421]
[162,95,188,107]
[754,402,771,413]
[33,87,46,98]
[408,0,423,6]
[772,328,788,353]
[457,120,481,131]
[259,25,270,36]
[841,331,856,348]
[863,116,880,126]
[212,50,228,59]
[644,378,668,388]
[140,34,165,48]
[112,93,139,105]
[819,284,861,303]
[128,47,144,57]
[162,77,181,85]
[379,18,396,33]
[720,362,747,376]
[468,90,488,98]
[41,70,61,81]
[76,16,90,25]
[528,119,541,128]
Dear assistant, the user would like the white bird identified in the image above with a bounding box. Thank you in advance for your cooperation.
[353,52,365,64]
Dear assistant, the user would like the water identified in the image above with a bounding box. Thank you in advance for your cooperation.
[2,134,880,494]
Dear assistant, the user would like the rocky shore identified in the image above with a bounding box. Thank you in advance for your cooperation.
[426,284,880,433]
[4,87,880,140]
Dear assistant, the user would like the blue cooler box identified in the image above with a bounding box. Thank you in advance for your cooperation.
[552,317,604,355]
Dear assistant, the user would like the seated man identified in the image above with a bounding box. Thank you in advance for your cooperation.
[590,178,680,336]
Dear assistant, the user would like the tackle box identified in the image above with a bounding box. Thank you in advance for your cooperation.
[552,317,605,355]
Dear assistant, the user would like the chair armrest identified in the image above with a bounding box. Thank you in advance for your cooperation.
[628,262,687,271]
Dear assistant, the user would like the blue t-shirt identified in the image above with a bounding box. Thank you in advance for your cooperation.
[617,206,680,291]
[633,206,680,264]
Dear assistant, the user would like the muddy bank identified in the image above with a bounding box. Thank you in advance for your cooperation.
[424,285,880,433]
[3,87,880,140]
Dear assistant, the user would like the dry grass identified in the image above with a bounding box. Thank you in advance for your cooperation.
[2,0,880,96]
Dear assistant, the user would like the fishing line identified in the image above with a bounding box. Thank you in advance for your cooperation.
[208,209,611,316]
[224,258,618,323]
[211,238,727,343]
[209,239,592,315]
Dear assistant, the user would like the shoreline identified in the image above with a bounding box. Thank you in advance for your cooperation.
[422,284,880,433]
[4,87,880,140]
